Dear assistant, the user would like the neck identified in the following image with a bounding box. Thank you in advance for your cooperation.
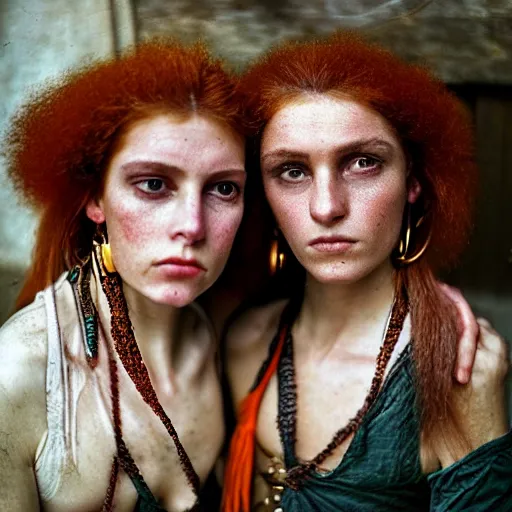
[296,260,396,355]
[92,272,189,395]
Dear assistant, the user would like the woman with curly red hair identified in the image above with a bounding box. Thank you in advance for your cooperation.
[223,32,511,511]
[0,40,250,510]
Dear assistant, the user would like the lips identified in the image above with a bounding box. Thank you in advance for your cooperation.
[309,236,356,253]
[157,257,206,270]
[155,257,206,277]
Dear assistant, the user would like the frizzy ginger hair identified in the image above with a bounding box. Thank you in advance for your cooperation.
[238,32,478,442]
[5,39,250,311]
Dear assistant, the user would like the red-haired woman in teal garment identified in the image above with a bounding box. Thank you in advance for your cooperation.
[223,32,511,511]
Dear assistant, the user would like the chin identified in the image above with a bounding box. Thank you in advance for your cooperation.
[144,283,204,308]
[309,260,386,285]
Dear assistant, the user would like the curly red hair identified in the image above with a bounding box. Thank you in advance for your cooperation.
[238,32,478,443]
[5,39,250,310]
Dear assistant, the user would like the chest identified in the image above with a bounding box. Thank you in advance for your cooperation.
[41,360,224,512]
[255,358,382,471]
[252,354,432,510]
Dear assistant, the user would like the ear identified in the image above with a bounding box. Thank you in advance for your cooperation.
[85,197,106,224]
[407,176,422,204]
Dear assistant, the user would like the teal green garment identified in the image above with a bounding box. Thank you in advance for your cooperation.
[277,346,512,511]
[428,431,512,511]
[130,473,202,511]
[130,474,167,511]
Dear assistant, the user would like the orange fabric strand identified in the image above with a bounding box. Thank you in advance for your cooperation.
[222,326,288,512]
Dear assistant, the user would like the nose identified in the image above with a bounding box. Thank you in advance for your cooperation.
[309,169,347,225]
[171,191,206,244]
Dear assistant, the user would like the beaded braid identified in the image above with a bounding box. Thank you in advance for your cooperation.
[280,290,409,490]
[94,255,201,498]
[276,331,296,457]
[249,298,302,393]
[103,456,119,511]
[102,322,166,511]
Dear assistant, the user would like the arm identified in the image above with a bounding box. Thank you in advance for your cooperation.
[0,390,41,510]
[428,320,511,510]
[428,431,512,511]
[0,320,47,510]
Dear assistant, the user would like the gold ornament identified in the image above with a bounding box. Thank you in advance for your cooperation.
[395,205,432,265]
[270,232,286,275]
[100,242,116,273]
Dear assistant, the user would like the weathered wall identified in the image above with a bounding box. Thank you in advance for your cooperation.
[134,0,512,83]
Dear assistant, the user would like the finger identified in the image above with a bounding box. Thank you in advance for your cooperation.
[476,317,492,330]
[476,318,506,355]
[437,283,478,384]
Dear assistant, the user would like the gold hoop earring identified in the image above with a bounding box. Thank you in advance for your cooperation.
[101,242,116,273]
[269,230,286,275]
[395,205,432,265]
[94,224,116,274]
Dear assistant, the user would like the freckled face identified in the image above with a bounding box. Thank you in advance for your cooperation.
[261,96,417,284]
[86,114,246,307]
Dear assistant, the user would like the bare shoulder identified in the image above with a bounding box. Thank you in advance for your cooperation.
[224,299,288,406]
[224,298,288,356]
[0,300,48,461]
[0,297,48,375]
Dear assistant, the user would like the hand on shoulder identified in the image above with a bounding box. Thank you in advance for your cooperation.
[470,317,510,385]
[437,283,509,384]
[434,317,509,468]
[432,284,509,468]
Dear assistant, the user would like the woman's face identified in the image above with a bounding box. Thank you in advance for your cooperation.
[86,114,246,307]
[261,95,419,285]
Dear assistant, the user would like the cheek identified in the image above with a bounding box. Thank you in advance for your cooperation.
[264,182,299,231]
[271,196,307,239]
[357,184,406,241]
[105,198,155,248]
[208,207,244,253]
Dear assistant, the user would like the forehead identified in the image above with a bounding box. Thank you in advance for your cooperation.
[111,113,245,168]
[262,95,400,149]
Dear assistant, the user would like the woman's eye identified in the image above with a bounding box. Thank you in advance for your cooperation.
[351,156,381,171]
[280,168,306,182]
[211,182,239,199]
[136,178,166,194]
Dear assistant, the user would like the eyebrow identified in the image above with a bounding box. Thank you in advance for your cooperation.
[120,160,245,177]
[261,138,396,164]
[121,161,181,175]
